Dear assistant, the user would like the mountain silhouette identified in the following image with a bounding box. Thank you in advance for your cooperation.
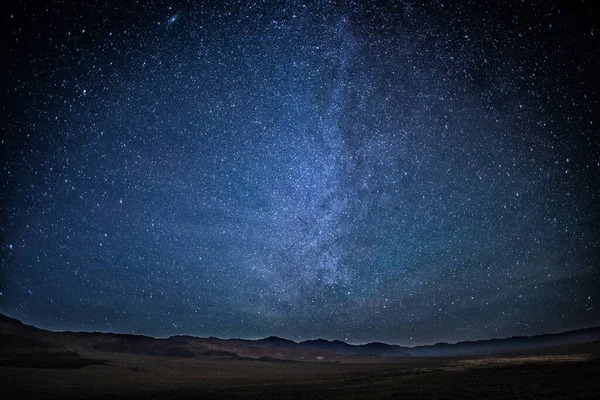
[2,313,599,362]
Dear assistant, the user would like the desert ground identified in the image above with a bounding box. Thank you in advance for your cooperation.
[2,345,599,399]
[2,313,599,399]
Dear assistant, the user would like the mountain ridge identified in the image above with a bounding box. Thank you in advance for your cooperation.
[2,312,599,360]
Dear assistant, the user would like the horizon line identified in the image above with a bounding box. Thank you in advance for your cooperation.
[2,311,598,349]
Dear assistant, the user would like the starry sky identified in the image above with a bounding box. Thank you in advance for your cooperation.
[1,0,599,345]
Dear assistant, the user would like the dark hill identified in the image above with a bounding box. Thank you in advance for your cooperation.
[1,313,599,361]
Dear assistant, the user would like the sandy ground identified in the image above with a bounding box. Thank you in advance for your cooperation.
[2,350,599,399]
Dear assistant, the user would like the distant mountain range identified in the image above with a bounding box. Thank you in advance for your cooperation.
[2,313,599,364]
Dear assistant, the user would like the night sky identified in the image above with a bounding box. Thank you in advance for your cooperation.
[1,0,599,345]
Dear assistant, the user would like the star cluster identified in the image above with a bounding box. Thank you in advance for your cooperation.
[1,0,598,345]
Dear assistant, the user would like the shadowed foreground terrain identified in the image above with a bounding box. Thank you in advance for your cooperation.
[2,314,599,399]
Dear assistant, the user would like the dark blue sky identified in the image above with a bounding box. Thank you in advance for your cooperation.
[1,0,599,345]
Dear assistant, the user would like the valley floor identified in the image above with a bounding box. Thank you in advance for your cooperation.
[2,350,599,399]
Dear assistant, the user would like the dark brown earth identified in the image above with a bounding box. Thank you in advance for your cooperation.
[2,314,599,399]
[2,349,600,399]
